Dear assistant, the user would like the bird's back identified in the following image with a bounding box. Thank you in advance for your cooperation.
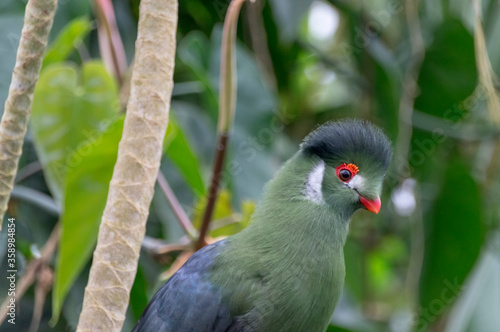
[132,240,234,332]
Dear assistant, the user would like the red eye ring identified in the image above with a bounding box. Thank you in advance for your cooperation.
[335,163,359,182]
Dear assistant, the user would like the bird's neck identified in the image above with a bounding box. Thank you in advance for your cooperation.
[212,154,350,325]
[235,152,351,252]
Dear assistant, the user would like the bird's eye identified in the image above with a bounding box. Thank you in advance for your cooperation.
[338,169,352,181]
[335,163,359,182]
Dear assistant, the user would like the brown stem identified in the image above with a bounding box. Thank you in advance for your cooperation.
[0,224,60,325]
[246,0,277,89]
[196,0,248,249]
[217,0,245,133]
[394,0,425,182]
[157,171,197,238]
[473,0,500,125]
[29,265,53,332]
[93,0,127,84]
[196,134,229,249]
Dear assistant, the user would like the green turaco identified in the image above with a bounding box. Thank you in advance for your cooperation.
[133,119,392,332]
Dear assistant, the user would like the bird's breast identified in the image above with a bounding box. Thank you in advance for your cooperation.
[244,247,346,332]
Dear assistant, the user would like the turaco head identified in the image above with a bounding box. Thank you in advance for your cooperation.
[300,119,392,216]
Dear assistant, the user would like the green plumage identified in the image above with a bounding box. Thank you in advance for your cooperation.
[133,119,392,332]
[212,152,349,331]
[211,120,392,331]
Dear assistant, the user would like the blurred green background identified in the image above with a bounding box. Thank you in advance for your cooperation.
[0,0,499,331]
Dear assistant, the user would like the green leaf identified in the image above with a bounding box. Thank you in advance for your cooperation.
[31,61,118,203]
[327,325,355,332]
[164,116,205,195]
[177,31,218,119]
[408,18,478,177]
[414,19,477,119]
[129,266,150,320]
[417,159,484,330]
[42,17,93,68]
[444,240,500,332]
[52,117,124,322]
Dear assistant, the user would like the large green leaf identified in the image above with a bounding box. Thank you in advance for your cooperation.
[444,237,500,332]
[31,61,118,203]
[42,17,93,68]
[164,116,205,195]
[52,117,124,322]
[417,159,484,331]
[409,18,478,178]
[129,265,149,320]
[327,325,355,332]
[414,19,477,119]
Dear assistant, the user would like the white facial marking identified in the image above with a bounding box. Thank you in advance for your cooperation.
[304,160,325,204]
[348,174,365,191]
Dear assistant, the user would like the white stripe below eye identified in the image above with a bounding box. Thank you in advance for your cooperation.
[304,160,325,204]
[349,174,365,190]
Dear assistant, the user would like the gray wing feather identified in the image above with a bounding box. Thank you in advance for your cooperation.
[132,240,234,332]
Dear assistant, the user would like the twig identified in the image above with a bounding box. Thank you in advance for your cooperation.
[396,0,427,321]
[473,0,500,126]
[15,161,42,183]
[411,110,500,141]
[394,0,425,182]
[197,134,229,249]
[0,224,60,325]
[196,0,248,250]
[93,0,127,84]
[29,265,54,332]
[156,172,197,238]
[246,0,277,88]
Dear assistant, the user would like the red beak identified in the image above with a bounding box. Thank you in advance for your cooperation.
[359,196,381,214]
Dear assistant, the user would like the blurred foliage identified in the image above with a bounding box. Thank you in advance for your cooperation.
[0,0,499,331]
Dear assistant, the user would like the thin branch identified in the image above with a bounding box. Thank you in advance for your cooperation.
[394,0,425,182]
[93,0,127,84]
[29,265,53,332]
[473,0,500,126]
[0,224,60,325]
[0,0,58,230]
[154,243,190,255]
[246,0,277,89]
[196,0,248,250]
[159,250,194,280]
[197,134,229,249]
[156,172,197,238]
[15,161,42,183]
[411,110,500,141]
[394,0,427,323]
